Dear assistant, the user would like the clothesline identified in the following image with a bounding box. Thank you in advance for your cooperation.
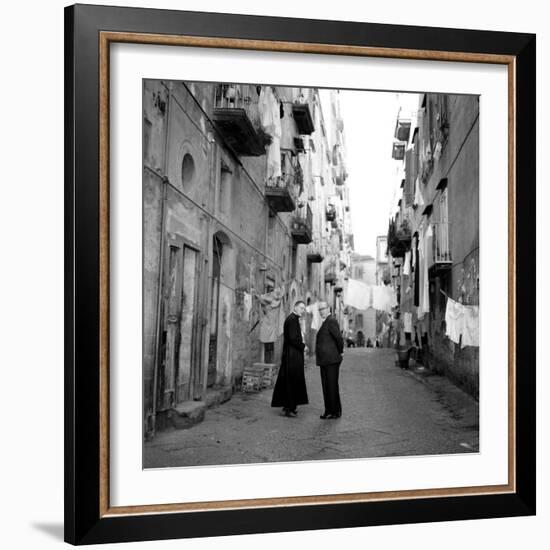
[439,288,479,307]
[443,291,479,348]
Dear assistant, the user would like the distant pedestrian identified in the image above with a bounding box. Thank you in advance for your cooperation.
[271,300,309,417]
[315,302,344,419]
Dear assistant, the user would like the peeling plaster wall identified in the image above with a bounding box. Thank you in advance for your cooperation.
[143,80,350,426]
[426,96,480,397]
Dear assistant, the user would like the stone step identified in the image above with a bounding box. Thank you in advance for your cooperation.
[205,386,232,409]
[168,401,206,430]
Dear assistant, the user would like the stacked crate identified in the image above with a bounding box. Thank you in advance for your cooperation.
[241,363,279,392]
[260,363,279,389]
[241,364,264,393]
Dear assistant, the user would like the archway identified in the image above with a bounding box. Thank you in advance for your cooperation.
[207,231,234,388]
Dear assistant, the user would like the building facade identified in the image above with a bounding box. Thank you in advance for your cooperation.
[387,93,479,396]
[347,254,377,344]
[143,81,351,436]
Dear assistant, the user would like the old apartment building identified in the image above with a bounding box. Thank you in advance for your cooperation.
[386,93,479,396]
[143,81,352,435]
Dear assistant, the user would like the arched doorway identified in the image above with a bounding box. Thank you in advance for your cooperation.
[207,231,234,388]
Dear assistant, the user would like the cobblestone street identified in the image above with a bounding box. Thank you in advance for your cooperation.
[144,348,479,468]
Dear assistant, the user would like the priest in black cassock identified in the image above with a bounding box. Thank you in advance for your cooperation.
[271,300,309,417]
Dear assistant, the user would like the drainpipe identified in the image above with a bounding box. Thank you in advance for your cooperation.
[150,82,172,438]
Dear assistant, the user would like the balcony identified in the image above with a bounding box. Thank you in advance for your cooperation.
[430,222,452,272]
[212,84,266,156]
[264,176,297,212]
[387,219,412,258]
[324,266,338,284]
[307,240,325,263]
[392,142,406,160]
[292,103,315,135]
[395,119,411,142]
[291,204,313,244]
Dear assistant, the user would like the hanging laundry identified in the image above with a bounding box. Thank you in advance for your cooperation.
[344,279,372,310]
[403,251,411,276]
[461,305,479,347]
[306,302,322,331]
[258,86,281,139]
[259,87,282,183]
[372,285,397,313]
[418,224,432,318]
[243,291,252,321]
[414,240,420,307]
[403,311,412,333]
[414,176,424,207]
[386,285,398,309]
[433,141,442,161]
[371,285,385,311]
[258,287,284,343]
[445,296,464,345]
[278,297,286,337]
[266,136,282,181]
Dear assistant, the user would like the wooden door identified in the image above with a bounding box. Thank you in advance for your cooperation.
[159,241,183,410]
[207,236,223,387]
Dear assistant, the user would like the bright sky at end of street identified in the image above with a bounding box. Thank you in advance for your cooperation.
[337,90,420,258]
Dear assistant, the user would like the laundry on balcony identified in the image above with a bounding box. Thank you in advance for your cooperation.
[418,223,433,318]
[259,86,282,140]
[403,251,411,276]
[212,84,266,156]
[414,176,425,207]
[259,86,283,184]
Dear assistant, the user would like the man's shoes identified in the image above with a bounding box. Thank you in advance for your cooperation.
[320,412,341,419]
[284,408,298,417]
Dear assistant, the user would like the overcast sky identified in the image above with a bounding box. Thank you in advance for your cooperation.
[322,90,420,257]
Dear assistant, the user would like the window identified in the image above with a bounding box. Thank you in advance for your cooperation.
[181,153,195,189]
[356,314,363,328]
[291,245,297,278]
[143,118,152,163]
[219,159,232,214]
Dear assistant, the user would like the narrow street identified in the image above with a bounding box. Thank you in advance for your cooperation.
[144,348,479,468]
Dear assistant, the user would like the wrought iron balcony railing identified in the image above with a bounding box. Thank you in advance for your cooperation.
[212,84,266,156]
[291,203,313,244]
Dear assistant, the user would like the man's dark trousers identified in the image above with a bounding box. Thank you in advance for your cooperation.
[320,362,341,416]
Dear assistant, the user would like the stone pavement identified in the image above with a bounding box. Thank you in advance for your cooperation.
[143,348,479,468]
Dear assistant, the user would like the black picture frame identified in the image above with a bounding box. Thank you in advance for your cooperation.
[65,3,536,545]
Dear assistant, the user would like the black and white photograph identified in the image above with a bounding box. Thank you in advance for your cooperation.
[142,80,480,469]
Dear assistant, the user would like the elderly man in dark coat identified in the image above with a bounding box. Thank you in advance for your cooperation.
[271,300,308,417]
[315,302,344,419]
